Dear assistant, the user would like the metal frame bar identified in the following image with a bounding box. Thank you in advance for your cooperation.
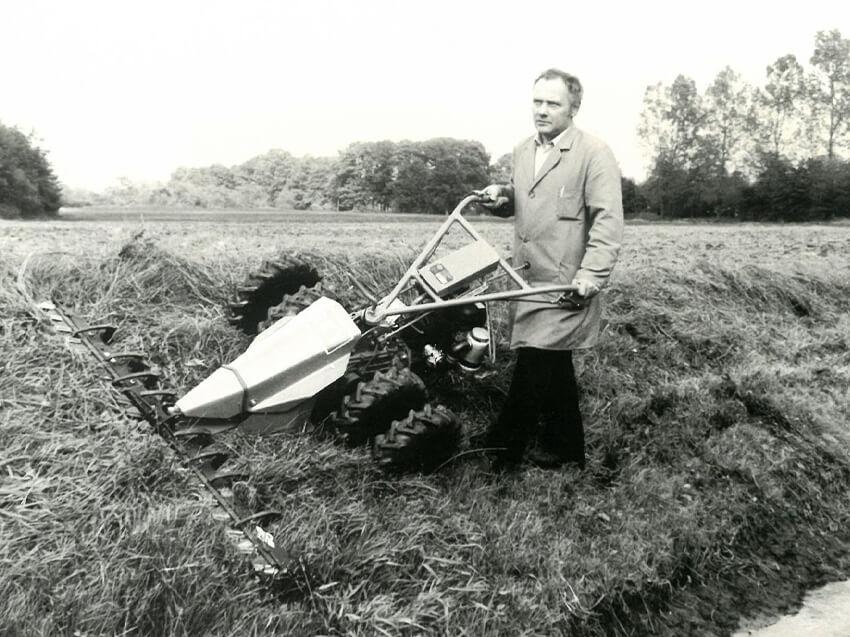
[381,285,576,316]
[369,195,576,321]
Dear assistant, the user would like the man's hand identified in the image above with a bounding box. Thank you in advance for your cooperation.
[473,185,510,210]
[572,279,600,299]
[559,279,601,311]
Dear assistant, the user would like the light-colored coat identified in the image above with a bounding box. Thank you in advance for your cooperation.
[498,125,623,350]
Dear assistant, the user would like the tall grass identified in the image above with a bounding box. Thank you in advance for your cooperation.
[1,228,849,635]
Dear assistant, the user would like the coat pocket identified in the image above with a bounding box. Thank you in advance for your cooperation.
[556,188,584,220]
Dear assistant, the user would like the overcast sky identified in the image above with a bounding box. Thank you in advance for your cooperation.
[2,0,847,190]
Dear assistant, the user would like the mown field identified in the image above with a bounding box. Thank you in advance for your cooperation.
[2,208,850,636]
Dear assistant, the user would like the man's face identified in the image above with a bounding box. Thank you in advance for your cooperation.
[532,78,573,141]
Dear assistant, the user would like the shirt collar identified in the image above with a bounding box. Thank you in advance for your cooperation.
[535,126,572,148]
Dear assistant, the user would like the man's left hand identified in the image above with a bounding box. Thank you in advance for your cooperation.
[559,279,600,310]
[572,279,600,298]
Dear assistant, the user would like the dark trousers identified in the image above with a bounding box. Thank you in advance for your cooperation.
[486,347,585,466]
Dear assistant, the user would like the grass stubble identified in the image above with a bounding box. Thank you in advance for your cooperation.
[1,220,849,636]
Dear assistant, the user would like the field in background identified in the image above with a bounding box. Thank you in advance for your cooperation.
[2,210,850,635]
[5,206,850,270]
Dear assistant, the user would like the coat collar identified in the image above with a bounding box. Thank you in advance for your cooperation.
[520,125,579,192]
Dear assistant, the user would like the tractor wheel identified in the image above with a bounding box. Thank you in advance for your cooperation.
[329,367,426,447]
[228,254,321,335]
[257,282,339,333]
[372,404,461,473]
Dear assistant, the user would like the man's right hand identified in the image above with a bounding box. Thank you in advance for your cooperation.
[473,185,510,210]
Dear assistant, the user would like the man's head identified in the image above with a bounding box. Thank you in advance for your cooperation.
[532,69,583,141]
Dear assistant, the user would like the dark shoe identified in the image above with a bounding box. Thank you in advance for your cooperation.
[527,448,585,470]
[527,448,564,468]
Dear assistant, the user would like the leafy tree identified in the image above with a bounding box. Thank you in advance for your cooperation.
[332,141,397,210]
[330,179,361,211]
[808,29,850,159]
[638,76,707,171]
[703,66,756,174]
[392,141,432,213]
[803,157,850,218]
[240,149,296,206]
[741,154,800,220]
[162,165,246,207]
[279,156,336,210]
[621,176,648,214]
[331,138,491,214]
[330,147,366,210]
[489,152,512,184]
[638,76,721,216]
[756,54,807,159]
[0,122,62,218]
[637,82,668,161]
[392,138,490,214]
[642,154,688,217]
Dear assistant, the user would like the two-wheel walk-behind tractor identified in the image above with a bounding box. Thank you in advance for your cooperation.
[176,194,582,469]
[38,194,580,588]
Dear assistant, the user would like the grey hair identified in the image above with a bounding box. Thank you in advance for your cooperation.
[535,68,583,115]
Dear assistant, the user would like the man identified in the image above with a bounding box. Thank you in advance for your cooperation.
[478,68,623,471]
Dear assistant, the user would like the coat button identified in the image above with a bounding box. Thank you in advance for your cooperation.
[529,192,536,199]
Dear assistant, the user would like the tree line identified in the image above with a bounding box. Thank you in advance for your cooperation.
[636,29,850,220]
[66,138,498,216]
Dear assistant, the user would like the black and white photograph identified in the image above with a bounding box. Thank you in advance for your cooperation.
[2,1,849,634]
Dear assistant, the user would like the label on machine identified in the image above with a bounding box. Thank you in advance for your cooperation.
[418,241,501,296]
